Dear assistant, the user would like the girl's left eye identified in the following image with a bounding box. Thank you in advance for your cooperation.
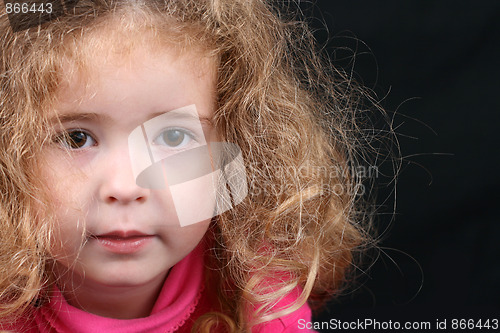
[154,128,195,148]
[56,130,96,149]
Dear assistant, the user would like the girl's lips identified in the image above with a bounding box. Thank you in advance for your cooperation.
[96,230,151,238]
[94,232,155,254]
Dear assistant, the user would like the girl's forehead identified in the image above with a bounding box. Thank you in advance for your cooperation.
[56,35,217,107]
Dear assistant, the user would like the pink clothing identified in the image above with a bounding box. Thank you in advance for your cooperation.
[2,243,313,332]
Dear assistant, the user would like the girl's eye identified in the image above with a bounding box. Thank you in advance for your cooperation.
[154,128,194,148]
[56,130,96,149]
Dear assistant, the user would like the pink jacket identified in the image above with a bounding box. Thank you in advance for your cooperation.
[2,243,313,332]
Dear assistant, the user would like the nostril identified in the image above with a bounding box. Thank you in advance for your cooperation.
[105,194,147,205]
[100,177,150,204]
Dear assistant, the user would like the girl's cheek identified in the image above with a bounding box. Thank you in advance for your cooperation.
[46,185,89,261]
[42,147,94,190]
[49,218,85,259]
[40,151,91,246]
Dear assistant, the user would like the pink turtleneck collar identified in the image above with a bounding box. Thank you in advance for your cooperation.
[5,239,314,333]
[9,242,206,333]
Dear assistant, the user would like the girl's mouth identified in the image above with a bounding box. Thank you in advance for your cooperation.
[93,231,155,254]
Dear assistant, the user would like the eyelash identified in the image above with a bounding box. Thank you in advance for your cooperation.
[53,127,198,151]
[152,127,198,149]
[54,129,97,150]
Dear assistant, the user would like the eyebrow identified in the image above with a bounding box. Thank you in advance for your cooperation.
[52,112,102,124]
[52,111,214,126]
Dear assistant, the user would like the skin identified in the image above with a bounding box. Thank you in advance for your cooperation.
[42,39,217,319]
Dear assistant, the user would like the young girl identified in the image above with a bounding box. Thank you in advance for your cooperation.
[0,0,380,331]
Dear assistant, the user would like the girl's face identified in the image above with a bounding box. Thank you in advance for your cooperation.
[43,44,216,295]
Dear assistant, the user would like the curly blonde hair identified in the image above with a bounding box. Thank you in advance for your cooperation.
[0,0,386,331]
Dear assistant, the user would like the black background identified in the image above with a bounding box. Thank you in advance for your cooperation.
[304,0,500,330]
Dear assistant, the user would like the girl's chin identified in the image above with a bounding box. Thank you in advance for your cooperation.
[84,266,171,289]
[54,260,171,291]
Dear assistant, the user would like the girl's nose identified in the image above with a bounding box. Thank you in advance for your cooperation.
[98,147,150,204]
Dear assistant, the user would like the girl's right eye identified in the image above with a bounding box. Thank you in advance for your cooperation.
[55,130,96,150]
